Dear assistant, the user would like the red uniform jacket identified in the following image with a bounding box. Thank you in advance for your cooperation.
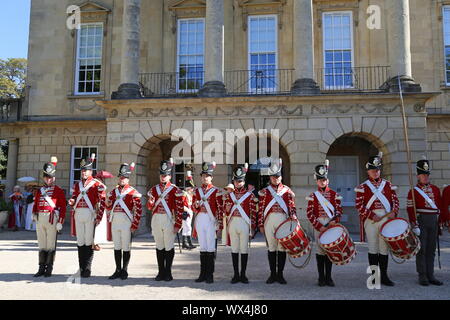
[258,183,297,228]
[32,185,67,224]
[355,178,399,242]
[191,184,224,238]
[306,187,343,231]
[407,183,444,225]
[443,185,450,225]
[222,186,258,246]
[8,193,23,228]
[106,184,143,241]
[146,182,183,230]
[69,176,106,237]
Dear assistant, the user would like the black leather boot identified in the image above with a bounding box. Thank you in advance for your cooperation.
[195,252,207,282]
[77,246,84,275]
[155,249,165,281]
[205,252,214,284]
[182,236,189,249]
[187,236,196,249]
[231,253,240,284]
[240,253,249,284]
[164,249,175,281]
[121,251,130,280]
[266,251,277,284]
[82,245,93,278]
[324,256,335,287]
[109,250,122,279]
[44,250,55,277]
[277,251,287,284]
[379,254,394,286]
[34,250,47,277]
[368,253,379,285]
[316,254,326,287]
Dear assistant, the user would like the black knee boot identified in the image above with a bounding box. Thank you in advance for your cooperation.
[155,249,166,281]
[77,246,84,275]
[205,252,214,284]
[121,251,130,280]
[316,254,326,287]
[231,253,240,284]
[164,249,175,281]
[82,245,93,278]
[44,251,55,277]
[187,236,196,249]
[240,253,249,284]
[379,254,394,286]
[182,236,189,249]
[277,251,287,284]
[368,253,379,285]
[324,256,335,287]
[109,250,122,279]
[195,252,207,282]
[34,250,47,277]
[266,251,277,284]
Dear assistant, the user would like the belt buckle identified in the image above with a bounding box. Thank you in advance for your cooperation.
[81,191,86,196]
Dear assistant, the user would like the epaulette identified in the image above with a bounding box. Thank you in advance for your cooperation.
[391,185,398,190]
[252,197,259,202]
[305,196,314,201]
[258,190,265,197]
[354,187,364,193]
[335,195,343,200]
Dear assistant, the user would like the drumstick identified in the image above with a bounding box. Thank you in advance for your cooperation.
[371,211,392,224]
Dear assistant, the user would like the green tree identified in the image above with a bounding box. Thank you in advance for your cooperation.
[0,140,7,180]
[0,58,27,99]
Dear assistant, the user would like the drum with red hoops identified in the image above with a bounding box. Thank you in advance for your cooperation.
[379,217,420,260]
[274,218,311,258]
[318,224,356,265]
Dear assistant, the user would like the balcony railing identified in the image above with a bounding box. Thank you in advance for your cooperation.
[0,99,22,123]
[139,66,391,98]
[315,65,390,93]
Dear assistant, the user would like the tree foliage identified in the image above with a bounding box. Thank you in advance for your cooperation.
[0,58,27,99]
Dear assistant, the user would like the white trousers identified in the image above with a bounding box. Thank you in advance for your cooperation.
[181,216,192,236]
[364,210,389,255]
[151,214,175,250]
[75,208,95,246]
[314,217,331,256]
[94,212,108,244]
[228,216,250,254]
[36,212,57,250]
[264,212,286,252]
[112,212,132,251]
[195,213,216,252]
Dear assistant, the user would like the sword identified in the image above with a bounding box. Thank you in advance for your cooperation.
[437,222,441,269]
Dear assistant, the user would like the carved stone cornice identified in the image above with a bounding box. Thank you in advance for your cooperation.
[169,0,206,33]
[314,0,360,28]
[238,0,286,30]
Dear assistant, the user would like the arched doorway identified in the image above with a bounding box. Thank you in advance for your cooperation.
[232,135,290,191]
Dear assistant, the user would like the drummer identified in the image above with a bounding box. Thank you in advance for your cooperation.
[355,153,399,286]
[306,160,343,287]
[407,158,445,286]
[258,158,298,285]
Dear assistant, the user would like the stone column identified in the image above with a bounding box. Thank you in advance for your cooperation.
[291,0,320,94]
[112,0,142,99]
[385,0,421,92]
[198,0,227,97]
[5,139,18,197]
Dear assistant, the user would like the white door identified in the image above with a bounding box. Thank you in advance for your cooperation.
[327,156,359,207]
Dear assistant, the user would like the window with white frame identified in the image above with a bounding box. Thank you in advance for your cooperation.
[248,15,277,92]
[322,12,353,89]
[177,19,204,92]
[70,146,98,187]
[443,6,450,85]
[75,23,103,95]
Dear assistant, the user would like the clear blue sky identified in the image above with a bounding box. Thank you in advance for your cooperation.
[0,0,31,59]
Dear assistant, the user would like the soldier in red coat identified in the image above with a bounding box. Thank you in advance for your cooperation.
[258,158,297,285]
[222,164,258,284]
[146,158,182,282]
[106,162,142,280]
[407,158,444,286]
[355,153,399,286]
[443,185,450,231]
[68,153,106,278]
[306,161,343,287]
[192,162,223,284]
[32,157,67,277]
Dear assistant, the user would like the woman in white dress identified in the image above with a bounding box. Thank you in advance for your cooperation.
[24,183,38,231]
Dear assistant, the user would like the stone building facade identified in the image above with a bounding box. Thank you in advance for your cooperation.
[1,0,449,233]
